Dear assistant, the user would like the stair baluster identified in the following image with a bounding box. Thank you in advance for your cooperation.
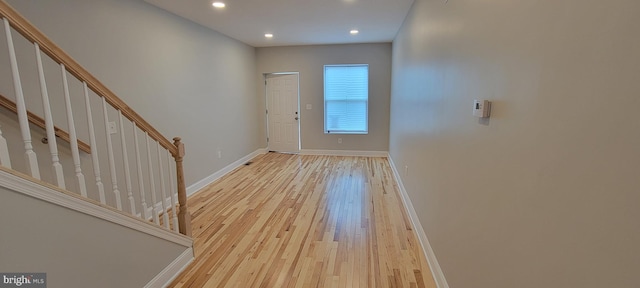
[133,124,149,219]
[61,64,87,196]
[146,133,160,224]
[3,17,39,179]
[83,82,106,204]
[35,43,65,188]
[119,111,136,215]
[102,97,122,209]
[157,141,170,229]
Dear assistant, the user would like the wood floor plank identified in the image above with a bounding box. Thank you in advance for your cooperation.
[169,153,436,288]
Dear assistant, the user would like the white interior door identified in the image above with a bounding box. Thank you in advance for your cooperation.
[266,73,300,153]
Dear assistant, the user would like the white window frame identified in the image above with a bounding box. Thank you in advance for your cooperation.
[323,64,369,134]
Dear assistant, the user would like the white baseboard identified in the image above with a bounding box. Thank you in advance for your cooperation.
[299,149,388,157]
[186,148,268,196]
[144,248,194,288]
[387,156,449,288]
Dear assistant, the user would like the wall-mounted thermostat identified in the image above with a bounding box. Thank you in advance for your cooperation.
[473,100,491,118]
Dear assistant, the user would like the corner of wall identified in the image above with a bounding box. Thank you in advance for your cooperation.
[186,148,268,196]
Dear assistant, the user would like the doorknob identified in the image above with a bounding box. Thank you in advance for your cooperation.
[295,117,299,120]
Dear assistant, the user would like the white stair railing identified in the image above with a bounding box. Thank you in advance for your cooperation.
[0,1,191,236]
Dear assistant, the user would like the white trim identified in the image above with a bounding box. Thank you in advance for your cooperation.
[0,169,192,248]
[388,156,450,288]
[144,248,194,288]
[186,148,268,196]
[299,149,388,157]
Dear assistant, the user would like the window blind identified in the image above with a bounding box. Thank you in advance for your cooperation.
[324,64,369,134]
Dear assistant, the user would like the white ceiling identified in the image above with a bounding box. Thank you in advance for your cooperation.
[144,0,415,47]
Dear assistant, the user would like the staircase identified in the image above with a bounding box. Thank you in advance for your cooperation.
[0,1,193,286]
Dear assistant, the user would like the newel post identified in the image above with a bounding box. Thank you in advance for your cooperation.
[173,137,192,236]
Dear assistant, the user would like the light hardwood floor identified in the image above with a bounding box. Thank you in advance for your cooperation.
[170,152,436,288]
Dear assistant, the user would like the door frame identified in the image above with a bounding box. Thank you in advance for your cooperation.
[264,72,301,153]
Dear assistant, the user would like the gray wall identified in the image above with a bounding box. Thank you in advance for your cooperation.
[5,0,260,186]
[0,185,189,288]
[256,44,391,152]
[390,0,640,287]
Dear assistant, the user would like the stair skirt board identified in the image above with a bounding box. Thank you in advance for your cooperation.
[0,168,192,247]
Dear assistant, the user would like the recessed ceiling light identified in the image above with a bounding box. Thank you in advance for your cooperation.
[212,2,225,8]
[265,33,274,38]
[350,29,359,35]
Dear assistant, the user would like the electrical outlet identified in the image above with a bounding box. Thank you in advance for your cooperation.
[404,165,409,177]
[108,121,117,134]
[338,138,342,144]
[217,149,222,159]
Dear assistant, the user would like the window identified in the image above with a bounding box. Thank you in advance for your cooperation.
[324,64,369,134]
